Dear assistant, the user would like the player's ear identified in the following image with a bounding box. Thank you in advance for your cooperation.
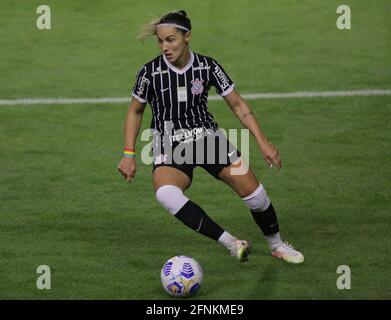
[184,31,191,44]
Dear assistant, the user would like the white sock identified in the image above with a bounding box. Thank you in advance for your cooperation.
[218,231,237,249]
[265,232,283,251]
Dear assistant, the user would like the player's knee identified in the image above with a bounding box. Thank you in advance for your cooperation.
[155,185,189,215]
[242,184,270,212]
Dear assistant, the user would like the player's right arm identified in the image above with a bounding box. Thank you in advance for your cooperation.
[117,97,146,183]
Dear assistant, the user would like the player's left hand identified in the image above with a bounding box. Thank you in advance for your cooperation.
[260,141,281,170]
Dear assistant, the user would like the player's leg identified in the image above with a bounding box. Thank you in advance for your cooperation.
[217,159,304,264]
[153,165,192,192]
[153,166,248,262]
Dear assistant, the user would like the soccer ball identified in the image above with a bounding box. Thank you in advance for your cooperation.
[160,255,203,297]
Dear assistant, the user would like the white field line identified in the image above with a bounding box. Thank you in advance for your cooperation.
[1,89,391,106]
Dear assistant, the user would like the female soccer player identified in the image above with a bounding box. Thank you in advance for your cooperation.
[118,10,304,263]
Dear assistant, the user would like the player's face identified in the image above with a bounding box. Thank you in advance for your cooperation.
[157,26,190,66]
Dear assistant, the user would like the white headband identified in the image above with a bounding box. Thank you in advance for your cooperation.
[157,23,189,32]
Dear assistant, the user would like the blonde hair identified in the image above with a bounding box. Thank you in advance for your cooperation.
[136,10,191,41]
[136,16,160,40]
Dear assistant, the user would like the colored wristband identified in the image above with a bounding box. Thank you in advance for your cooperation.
[123,148,136,158]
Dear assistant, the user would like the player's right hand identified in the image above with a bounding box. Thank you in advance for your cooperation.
[117,157,137,183]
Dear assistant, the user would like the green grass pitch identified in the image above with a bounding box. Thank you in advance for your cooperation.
[0,0,390,299]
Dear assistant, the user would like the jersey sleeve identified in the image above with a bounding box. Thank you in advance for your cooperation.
[131,65,152,103]
[209,59,235,97]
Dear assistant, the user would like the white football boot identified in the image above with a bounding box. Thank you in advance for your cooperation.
[271,241,304,264]
[228,240,252,263]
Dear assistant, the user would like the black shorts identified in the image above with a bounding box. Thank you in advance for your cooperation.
[151,128,241,181]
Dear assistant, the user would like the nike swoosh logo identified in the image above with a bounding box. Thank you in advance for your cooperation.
[228,151,236,157]
[196,217,203,232]
[160,87,170,92]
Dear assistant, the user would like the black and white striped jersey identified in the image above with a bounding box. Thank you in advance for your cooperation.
[131,51,234,133]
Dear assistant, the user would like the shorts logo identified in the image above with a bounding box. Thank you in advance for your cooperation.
[154,154,168,165]
[191,78,204,95]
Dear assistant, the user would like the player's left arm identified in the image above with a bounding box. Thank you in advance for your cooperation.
[223,89,281,169]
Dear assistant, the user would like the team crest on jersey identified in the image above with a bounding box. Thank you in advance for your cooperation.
[191,79,204,95]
